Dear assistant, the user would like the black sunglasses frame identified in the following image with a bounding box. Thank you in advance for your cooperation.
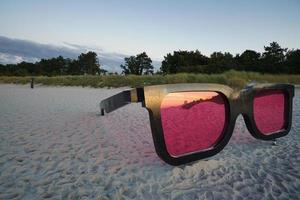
[100,83,294,166]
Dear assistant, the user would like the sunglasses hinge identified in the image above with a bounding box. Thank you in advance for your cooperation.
[130,88,145,103]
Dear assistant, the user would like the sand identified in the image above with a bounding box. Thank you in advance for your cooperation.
[0,84,299,199]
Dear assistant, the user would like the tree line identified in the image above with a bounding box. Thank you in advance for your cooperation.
[0,51,106,76]
[0,42,299,76]
[160,42,300,74]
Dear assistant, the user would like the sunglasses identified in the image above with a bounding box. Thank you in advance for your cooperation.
[100,83,294,165]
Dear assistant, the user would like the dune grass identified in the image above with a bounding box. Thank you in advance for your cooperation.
[0,70,299,89]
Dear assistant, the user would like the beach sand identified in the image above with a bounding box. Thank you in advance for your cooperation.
[0,84,299,199]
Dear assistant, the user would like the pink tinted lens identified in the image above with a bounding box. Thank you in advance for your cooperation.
[160,92,226,157]
[254,90,286,135]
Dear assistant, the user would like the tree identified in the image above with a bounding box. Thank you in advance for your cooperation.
[37,57,63,76]
[17,61,38,75]
[11,62,29,76]
[208,52,235,73]
[285,49,300,74]
[60,58,72,75]
[236,50,261,71]
[120,52,153,75]
[161,50,209,74]
[66,60,81,75]
[261,42,287,73]
[0,64,5,75]
[78,51,100,75]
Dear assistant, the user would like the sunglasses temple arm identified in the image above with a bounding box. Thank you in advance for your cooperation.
[100,88,144,116]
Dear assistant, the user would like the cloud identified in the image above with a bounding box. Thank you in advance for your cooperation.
[0,36,161,72]
[0,36,78,60]
[0,53,31,64]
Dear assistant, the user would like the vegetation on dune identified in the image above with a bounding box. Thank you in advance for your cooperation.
[1,70,299,89]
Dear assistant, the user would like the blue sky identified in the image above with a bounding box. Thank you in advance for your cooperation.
[0,0,300,60]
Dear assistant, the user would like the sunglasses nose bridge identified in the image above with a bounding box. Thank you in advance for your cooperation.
[231,91,248,115]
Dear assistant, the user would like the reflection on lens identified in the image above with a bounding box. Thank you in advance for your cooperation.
[160,91,226,157]
[254,90,286,135]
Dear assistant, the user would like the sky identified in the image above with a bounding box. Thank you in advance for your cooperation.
[0,0,300,61]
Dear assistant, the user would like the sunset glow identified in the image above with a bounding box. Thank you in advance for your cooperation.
[161,91,219,109]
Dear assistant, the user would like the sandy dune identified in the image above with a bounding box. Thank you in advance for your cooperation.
[0,84,299,199]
